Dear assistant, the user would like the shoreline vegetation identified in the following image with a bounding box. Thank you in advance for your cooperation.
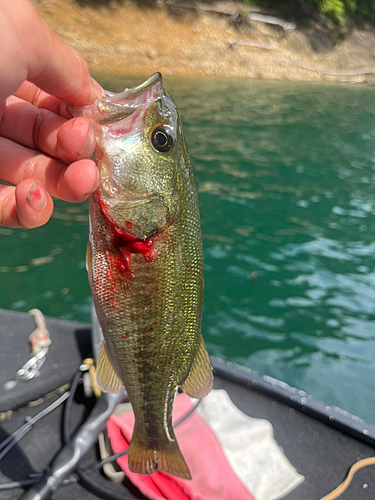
[33,0,375,83]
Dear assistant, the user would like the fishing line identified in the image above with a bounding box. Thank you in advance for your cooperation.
[0,478,44,491]
[0,368,201,495]
[0,391,70,490]
[95,398,202,469]
[0,367,88,491]
[0,477,77,491]
[0,391,70,461]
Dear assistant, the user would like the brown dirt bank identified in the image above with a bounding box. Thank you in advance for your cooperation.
[33,0,375,83]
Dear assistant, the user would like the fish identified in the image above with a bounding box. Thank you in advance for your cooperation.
[70,73,213,480]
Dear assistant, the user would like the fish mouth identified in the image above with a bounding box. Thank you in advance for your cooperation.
[69,73,165,127]
[112,73,162,101]
[75,73,165,125]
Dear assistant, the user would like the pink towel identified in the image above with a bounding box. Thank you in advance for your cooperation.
[107,394,255,500]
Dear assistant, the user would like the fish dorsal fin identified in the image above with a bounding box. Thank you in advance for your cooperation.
[96,341,123,394]
[180,335,213,399]
[86,241,92,288]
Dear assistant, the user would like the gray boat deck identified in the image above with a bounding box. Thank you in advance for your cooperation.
[1,310,375,500]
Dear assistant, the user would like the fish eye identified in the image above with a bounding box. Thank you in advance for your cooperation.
[151,126,175,153]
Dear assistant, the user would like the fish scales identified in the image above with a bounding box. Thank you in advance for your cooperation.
[71,73,212,479]
[90,185,202,432]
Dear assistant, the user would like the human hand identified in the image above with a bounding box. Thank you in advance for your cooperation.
[0,0,104,229]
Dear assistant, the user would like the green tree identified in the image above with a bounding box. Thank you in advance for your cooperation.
[301,0,375,21]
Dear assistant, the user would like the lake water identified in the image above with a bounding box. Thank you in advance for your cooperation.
[2,76,375,424]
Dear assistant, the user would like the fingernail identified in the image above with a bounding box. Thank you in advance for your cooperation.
[91,78,106,99]
[77,123,95,158]
[27,181,47,211]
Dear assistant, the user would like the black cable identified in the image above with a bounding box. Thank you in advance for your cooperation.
[71,388,200,499]
[0,478,42,491]
[0,477,77,491]
[60,373,134,500]
[174,398,201,427]
[0,392,70,461]
[0,392,70,491]
[76,466,135,500]
[7,366,201,499]
[62,368,83,444]
[22,387,123,500]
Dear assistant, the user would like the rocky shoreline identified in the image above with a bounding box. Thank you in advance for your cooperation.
[33,0,375,84]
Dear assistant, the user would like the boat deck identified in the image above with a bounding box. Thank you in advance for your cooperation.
[1,310,375,500]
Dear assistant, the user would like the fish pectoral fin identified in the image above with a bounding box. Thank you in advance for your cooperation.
[128,431,191,479]
[180,334,213,399]
[86,241,92,288]
[96,341,123,394]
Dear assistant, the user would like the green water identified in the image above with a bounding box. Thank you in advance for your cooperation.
[2,76,375,423]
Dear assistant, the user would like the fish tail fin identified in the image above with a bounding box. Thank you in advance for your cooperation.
[156,442,191,480]
[128,429,191,479]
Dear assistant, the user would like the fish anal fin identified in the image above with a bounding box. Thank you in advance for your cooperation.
[128,434,191,480]
[180,335,213,399]
[96,341,123,394]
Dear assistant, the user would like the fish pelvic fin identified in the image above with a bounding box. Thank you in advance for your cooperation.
[96,341,124,394]
[128,431,191,480]
[180,334,213,399]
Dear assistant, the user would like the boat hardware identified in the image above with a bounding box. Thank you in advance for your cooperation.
[16,347,49,381]
[3,309,51,390]
[20,390,124,500]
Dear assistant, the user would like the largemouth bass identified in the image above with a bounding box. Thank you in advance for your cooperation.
[70,73,212,479]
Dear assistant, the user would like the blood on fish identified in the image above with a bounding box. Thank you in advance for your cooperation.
[97,193,160,301]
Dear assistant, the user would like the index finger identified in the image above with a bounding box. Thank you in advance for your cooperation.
[0,0,104,106]
[27,26,105,106]
[14,81,69,117]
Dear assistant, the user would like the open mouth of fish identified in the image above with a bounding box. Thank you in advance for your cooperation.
[70,72,164,126]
